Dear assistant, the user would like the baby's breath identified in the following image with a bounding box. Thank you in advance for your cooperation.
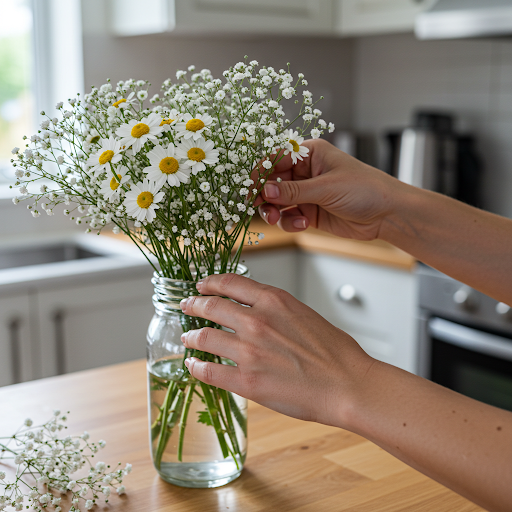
[0,414,130,512]
[10,60,333,280]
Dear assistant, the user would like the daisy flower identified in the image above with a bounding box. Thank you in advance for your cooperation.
[159,108,181,132]
[86,136,123,176]
[112,91,136,109]
[175,137,219,175]
[115,112,163,154]
[283,130,309,165]
[123,179,165,223]
[99,165,130,203]
[174,113,213,140]
[144,144,191,187]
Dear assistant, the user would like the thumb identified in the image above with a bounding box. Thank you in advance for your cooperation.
[262,178,322,206]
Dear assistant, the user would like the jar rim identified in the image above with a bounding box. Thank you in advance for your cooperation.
[152,263,249,285]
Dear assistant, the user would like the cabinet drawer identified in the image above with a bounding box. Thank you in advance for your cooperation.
[300,252,417,371]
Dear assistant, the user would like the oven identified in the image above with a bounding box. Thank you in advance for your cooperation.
[417,265,512,412]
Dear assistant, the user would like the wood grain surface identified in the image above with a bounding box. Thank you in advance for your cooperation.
[0,360,483,511]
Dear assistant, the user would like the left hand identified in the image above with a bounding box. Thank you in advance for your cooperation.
[180,273,374,427]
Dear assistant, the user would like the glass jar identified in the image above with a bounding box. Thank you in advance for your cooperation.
[147,265,248,488]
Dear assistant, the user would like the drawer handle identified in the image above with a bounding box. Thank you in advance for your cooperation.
[338,284,361,305]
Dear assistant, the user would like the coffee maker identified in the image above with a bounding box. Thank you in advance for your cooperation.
[385,111,482,207]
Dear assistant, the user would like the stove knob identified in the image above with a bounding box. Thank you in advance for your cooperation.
[338,284,361,305]
[453,287,477,311]
[496,302,512,319]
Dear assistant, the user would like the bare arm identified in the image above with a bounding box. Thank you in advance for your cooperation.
[180,275,512,512]
[257,139,512,305]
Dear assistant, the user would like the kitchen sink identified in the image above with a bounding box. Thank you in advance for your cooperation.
[0,243,102,270]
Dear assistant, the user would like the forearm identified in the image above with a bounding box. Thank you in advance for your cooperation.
[380,183,512,304]
[344,360,512,512]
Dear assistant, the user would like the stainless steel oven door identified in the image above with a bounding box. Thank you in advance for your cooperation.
[425,317,512,412]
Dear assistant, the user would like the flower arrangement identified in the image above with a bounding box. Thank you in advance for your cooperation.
[0,413,131,511]
[9,58,333,479]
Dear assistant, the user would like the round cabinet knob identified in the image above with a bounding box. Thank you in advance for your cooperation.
[338,284,360,305]
[496,302,512,318]
[453,287,477,311]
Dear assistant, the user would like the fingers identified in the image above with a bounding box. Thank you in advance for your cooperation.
[277,207,310,232]
[185,357,242,394]
[194,273,269,307]
[181,327,240,362]
[180,293,249,331]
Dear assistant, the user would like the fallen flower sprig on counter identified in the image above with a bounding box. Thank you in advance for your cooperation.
[0,412,131,511]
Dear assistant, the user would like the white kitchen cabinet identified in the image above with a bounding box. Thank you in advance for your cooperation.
[241,249,299,298]
[0,293,37,386]
[36,276,154,378]
[336,0,436,36]
[299,252,418,373]
[110,0,336,37]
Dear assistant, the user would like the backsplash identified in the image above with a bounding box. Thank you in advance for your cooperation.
[352,33,512,218]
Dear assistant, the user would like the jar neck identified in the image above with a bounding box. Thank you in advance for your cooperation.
[151,264,249,314]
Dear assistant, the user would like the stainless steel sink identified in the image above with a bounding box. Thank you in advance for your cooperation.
[0,243,102,271]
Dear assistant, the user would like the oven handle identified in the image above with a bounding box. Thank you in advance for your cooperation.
[428,317,512,362]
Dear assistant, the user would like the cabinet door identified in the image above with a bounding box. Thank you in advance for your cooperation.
[111,0,335,36]
[337,0,436,36]
[300,253,418,373]
[241,249,299,298]
[0,293,35,386]
[36,275,154,377]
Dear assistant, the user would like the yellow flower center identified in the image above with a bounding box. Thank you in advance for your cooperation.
[113,99,126,108]
[137,191,154,209]
[159,157,180,174]
[289,139,300,153]
[109,174,122,190]
[185,119,205,132]
[187,147,206,162]
[160,118,174,126]
[90,135,100,144]
[131,123,150,138]
[99,150,114,165]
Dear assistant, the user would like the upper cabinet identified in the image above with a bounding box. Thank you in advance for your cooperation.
[336,0,437,36]
[110,0,336,37]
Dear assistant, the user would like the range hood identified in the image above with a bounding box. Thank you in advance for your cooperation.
[416,0,512,40]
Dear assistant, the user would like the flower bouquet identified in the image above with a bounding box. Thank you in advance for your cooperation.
[10,58,333,487]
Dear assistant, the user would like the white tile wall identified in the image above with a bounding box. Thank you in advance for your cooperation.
[352,33,512,218]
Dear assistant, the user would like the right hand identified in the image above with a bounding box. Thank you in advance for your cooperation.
[256,139,402,241]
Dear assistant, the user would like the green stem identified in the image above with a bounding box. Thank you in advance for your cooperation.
[200,382,229,459]
[177,381,196,462]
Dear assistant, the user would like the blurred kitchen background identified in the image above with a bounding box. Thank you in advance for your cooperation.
[2,0,512,412]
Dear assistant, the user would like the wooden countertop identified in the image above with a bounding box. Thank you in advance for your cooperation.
[103,219,416,272]
[0,360,482,511]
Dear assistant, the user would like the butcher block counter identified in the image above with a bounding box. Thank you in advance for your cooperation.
[0,360,482,511]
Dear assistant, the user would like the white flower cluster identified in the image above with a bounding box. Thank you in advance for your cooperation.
[0,413,131,512]
[10,59,333,279]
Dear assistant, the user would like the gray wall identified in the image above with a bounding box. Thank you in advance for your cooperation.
[352,33,512,218]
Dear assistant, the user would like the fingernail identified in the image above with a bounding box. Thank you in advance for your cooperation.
[180,298,189,310]
[196,280,204,292]
[260,209,269,221]
[184,358,191,369]
[181,332,188,344]
[264,183,279,199]
[293,218,307,229]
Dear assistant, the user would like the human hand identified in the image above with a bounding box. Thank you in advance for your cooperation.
[256,139,402,241]
[180,273,374,428]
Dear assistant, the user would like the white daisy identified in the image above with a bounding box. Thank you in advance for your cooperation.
[174,113,213,140]
[115,113,163,154]
[175,137,219,175]
[283,130,309,165]
[159,109,181,132]
[86,136,123,176]
[99,165,130,203]
[112,92,136,109]
[144,144,191,187]
[123,179,165,223]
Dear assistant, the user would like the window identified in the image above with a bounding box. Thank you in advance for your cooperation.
[0,0,34,186]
